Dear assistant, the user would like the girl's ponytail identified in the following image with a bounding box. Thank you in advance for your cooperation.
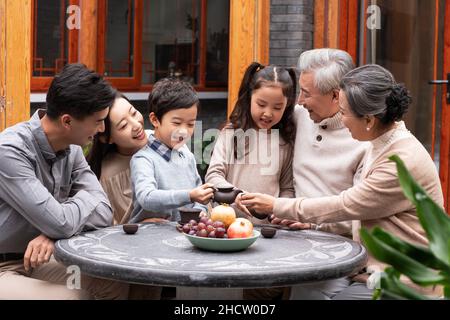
[230,62,264,130]
[236,62,264,101]
[286,67,298,107]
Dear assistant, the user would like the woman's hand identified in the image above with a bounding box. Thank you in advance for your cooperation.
[24,234,54,272]
[271,216,312,230]
[240,193,275,214]
[140,218,167,223]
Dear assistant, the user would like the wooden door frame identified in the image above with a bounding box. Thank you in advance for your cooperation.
[314,0,359,64]
[0,0,31,131]
[0,0,6,131]
[227,0,270,117]
[440,1,450,210]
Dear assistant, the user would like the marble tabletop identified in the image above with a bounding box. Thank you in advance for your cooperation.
[54,222,367,288]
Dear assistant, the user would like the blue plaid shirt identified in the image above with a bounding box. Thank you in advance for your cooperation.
[129,133,205,223]
[148,134,184,162]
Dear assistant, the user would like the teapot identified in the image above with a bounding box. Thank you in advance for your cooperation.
[212,186,243,204]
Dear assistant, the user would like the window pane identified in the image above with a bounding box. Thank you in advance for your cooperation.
[142,0,200,85]
[103,0,135,77]
[206,0,229,87]
[33,0,69,77]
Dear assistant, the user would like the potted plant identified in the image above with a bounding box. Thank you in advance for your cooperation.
[360,155,450,299]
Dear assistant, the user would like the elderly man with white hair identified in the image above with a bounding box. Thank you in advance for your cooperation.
[291,49,368,234]
[239,48,369,300]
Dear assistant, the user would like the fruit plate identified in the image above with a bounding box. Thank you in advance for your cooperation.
[183,230,261,252]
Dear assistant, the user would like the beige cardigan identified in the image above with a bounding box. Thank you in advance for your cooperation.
[206,128,295,224]
[274,122,444,291]
[292,106,369,235]
[100,151,133,225]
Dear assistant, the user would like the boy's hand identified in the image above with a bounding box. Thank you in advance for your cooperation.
[190,183,214,205]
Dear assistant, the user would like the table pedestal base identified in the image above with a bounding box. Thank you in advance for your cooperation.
[176,287,243,300]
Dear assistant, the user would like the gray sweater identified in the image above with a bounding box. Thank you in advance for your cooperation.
[129,142,206,223]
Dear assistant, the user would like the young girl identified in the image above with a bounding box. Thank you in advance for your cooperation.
[205,62,297,224]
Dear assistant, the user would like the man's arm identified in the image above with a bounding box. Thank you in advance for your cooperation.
[0,146,110,239]
[69,147,113,230]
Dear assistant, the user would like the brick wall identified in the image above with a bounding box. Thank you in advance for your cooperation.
[269,0,314,68]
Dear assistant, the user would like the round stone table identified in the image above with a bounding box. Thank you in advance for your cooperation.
[54,222,367,299]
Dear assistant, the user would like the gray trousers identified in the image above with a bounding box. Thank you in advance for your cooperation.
[290,277,373,300]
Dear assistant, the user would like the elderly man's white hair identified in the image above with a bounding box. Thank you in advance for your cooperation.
[298,48,355,94]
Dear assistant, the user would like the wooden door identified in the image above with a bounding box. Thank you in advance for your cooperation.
[227,0,270,116]
[316,0,450,211]
[438,1,450,210]
[0,0,6,131]
[0,0,31,132]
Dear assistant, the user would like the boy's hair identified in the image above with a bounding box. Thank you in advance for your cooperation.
[46,63,117,120]
[147,78,199,121]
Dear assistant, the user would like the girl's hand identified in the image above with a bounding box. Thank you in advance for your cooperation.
[240,193,275,214]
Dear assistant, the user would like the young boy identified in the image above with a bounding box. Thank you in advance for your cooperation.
[129,78,214,223]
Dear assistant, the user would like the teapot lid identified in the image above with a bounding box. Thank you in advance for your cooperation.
[215,186,234,192]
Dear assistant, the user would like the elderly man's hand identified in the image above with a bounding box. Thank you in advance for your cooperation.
[240,193,275,215]
[234,193,253,218]
[24,234,54,272]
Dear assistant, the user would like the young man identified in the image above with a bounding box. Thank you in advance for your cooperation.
[0,63,128,299]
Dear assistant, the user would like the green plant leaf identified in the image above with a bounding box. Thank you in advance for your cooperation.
[372,227,450,273]
[390,155,450,265]
[444,286,450,299]
[372,288,382,300]
[360,228,446,286]
[379,267,431,300]
[82,142,92,157]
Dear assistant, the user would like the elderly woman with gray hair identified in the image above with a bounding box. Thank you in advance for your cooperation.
[240,64,444,299]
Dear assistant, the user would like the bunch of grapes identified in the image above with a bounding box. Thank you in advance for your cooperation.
[181,216,227,238]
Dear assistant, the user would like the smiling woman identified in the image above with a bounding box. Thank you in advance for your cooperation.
[86,93,148,225]
[86,92,163,300]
